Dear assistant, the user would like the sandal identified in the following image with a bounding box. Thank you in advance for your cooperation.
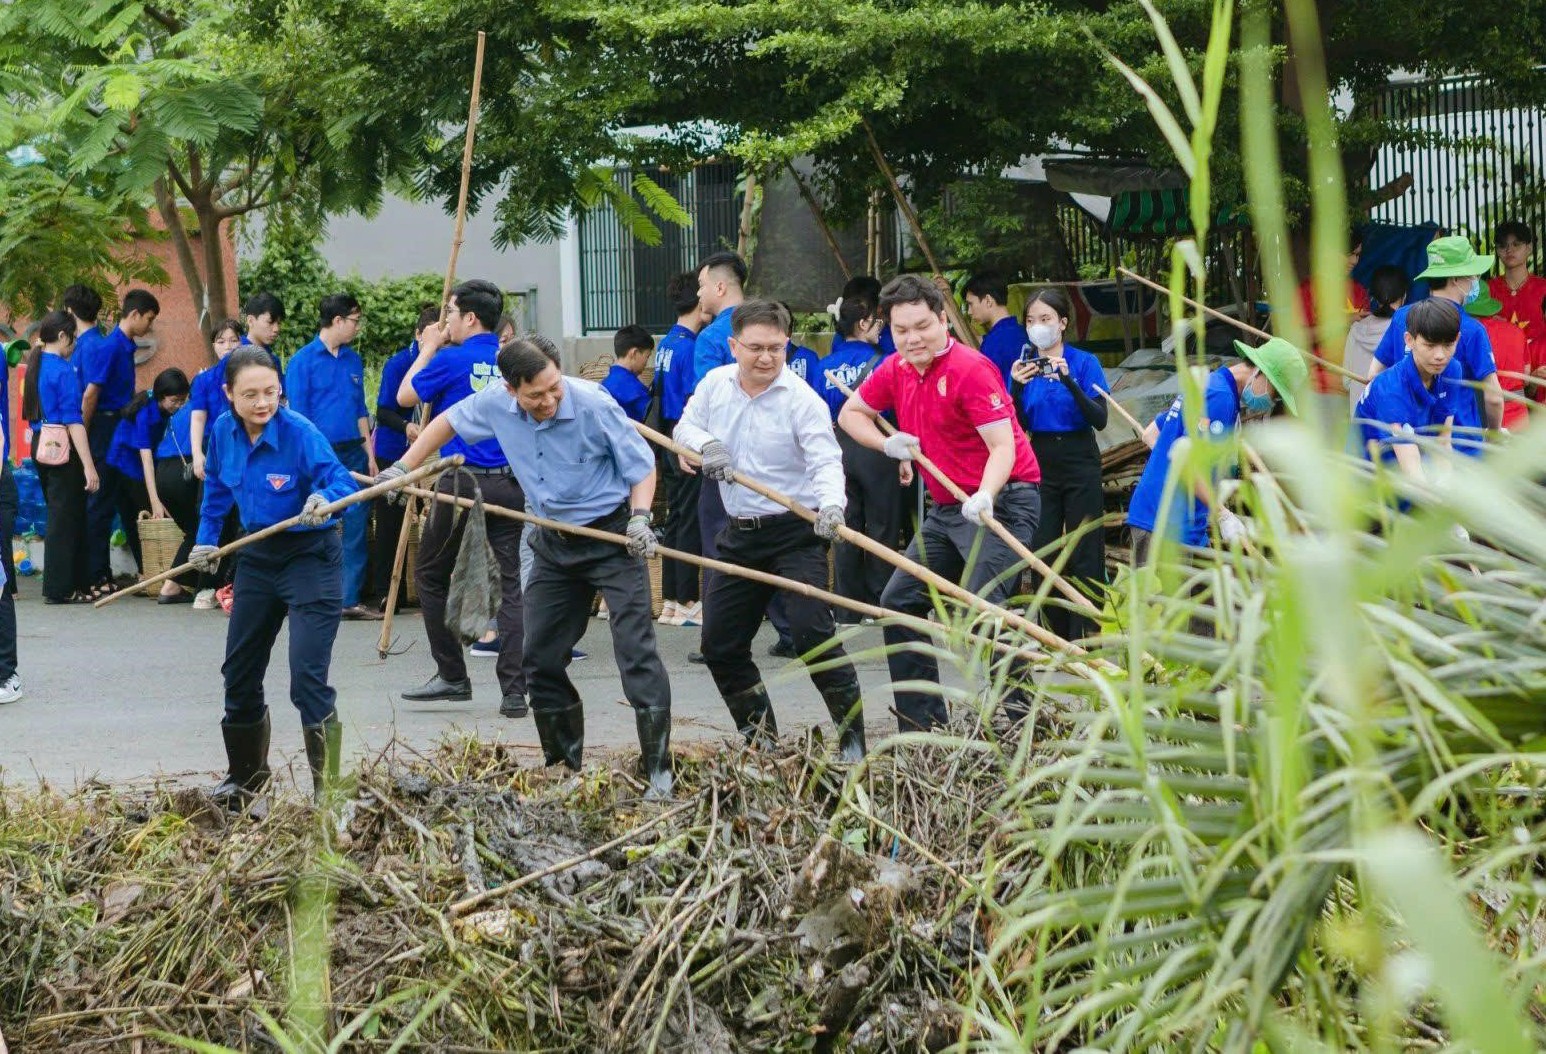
[86,581,115,601]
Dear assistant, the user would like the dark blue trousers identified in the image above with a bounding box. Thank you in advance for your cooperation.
[84,412,122,584]
[222,528,343,727]
[333,441,369,608]
[697,478,793,642]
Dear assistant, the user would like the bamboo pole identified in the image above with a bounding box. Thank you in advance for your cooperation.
[96,457,465,608]
[633,422,1109,667]
[786,163,850,280]
[823,372,1098,614]
[1117,266,1361,383]
[379,31,488,658]
[355,476,1055,672]
[861,118,979,349]
[1093,384,1147,438]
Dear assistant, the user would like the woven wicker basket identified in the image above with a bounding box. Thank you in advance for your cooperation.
[137,511,184,597]
[578,354,612,381]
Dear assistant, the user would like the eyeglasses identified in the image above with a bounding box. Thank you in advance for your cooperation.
[345,314,363,324]
[733,341,786,357]
[1497,241,1529,252]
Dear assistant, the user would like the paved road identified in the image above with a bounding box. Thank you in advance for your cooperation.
[0,591,939,791]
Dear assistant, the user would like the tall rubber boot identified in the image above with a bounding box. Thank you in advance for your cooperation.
[723,684,779,749]
[634,707,674,801]
[821,688,867,763]
[210,713,272,812]
[533,703,585,771]
[302,715,341,803]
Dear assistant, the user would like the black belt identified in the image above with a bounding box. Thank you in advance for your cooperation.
[941,480,1037,508]
[460,465,512,477]
[729,511,803,531]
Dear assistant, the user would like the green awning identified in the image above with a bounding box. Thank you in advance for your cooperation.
[1109,189,1247,237]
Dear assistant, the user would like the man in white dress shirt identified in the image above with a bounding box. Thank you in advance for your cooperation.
[674,299,866,761]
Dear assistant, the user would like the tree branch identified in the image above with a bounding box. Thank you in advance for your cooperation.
[142,5,184,34]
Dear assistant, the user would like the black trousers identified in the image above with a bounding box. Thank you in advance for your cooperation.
[701,514,860,701]
[1029,430,1106,642]
[39,451,90,601]
[834,431,906,613]
[657,433,702,604]
[414,470,527,698]
[116,475,148,572]
[83,412,121,584]
[371,496,407,607]
[698,480,793,640]
[878,484,1041,730]
[0,463,18,681]
[523,506,670,715]
[156,458,218,591]
[223,528,342,727]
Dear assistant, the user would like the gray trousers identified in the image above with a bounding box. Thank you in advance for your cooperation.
[878,483,1040,730]
[522,506,671,716]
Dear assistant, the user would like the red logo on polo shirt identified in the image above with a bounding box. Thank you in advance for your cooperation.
[989,392,1002,409]
[266,474,292,491]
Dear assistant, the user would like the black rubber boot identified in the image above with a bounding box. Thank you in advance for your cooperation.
[533,704,585,771]
[821,688,867,763]
[723,684,779,749]
[301,715,341,803]
[634,707,674,800]
[210,714,272,812]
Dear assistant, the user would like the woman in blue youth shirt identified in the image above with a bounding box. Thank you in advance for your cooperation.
[22,312,101,603]
[189,348,358,809]
[107,368,189,579]
[1008,288,1109,642]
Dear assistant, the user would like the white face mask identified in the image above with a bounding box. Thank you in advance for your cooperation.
[1027,322,1060,350]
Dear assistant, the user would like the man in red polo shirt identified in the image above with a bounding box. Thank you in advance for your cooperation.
[838,273,1042,730]
[1487,220,1546,400]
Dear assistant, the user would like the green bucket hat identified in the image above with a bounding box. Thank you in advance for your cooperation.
[1465,293,1503,317]
[1415,235,1494,280]
[3,338,27,368]
[1234,337,1309,416]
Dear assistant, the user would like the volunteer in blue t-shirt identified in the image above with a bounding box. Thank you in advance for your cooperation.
[1008,287,1109,641]
[653,273,708,627]
[395,279,529,718]
[1356,297,1464,481]
[1368,235,1503,455]
[601,325,654,423]
[188,321,245,478]
[964,271,1030,385]
[369,306,437,611]
[107,368,189,583]
[1125,336,1308,562]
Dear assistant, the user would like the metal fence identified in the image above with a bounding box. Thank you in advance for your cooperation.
[578,163,742,333]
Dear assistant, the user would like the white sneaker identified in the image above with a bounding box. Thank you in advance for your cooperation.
[678,601,703,627]
[657,600,681,626]
[0,675,22,705]
[192,589,218,610]
[597,599,611,621]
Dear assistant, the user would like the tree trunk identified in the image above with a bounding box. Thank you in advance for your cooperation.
[195,203,232,344]
[154,174,204,318]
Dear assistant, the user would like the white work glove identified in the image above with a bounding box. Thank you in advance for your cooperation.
[625,512,658,559]
[961,490,994,526]
[373,461,410,505]
[1450,523,1471,545]
[298,492,331,527]
[882,431,919,461]
[698,439,734,482]
[1217,510,1247,546]
[813,505,845,540]
[189,544,220,574]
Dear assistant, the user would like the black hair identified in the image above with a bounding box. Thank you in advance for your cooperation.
[1350,227,1365,253]
[121,288,159,318]
[521,332,561,366]
[416,305,441,334]
[496,312,516,336]
[963,271,1010,306]
[841,275,883,312]
[123,367,191,422]
[1024,286,1072,322]
[1407,297,1461,344]
[450,278,504,332]
[498,338,562,386]
[318,292,361,330]
[614,324,653,358]
[878,274,946,323]
[61,284,102,324]
[730,299,791,338]
[836,297,873,338]
[23,311,78,423]
[1494,220,1534,248]
[1367,265,1409,319]
[697,250,748,287]
[243,291,286,322]
[212,318,243,343]
[224,346,282,388]
[667,271,700,316]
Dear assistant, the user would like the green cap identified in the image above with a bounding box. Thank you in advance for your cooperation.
[1415,235,1494,280]
[3,338,27,369]
[1235,337,1309,416]
[1465,294,1502,317]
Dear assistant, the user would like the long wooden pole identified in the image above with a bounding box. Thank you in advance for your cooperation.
[1093,384,1147,437]
[355,476,1056,672]
[633,422,1111,669]
[97,457,464,608]
[1116,266,1361,383]
[785,163,850,280]
[823,372,1098,614]
[861,118,979,349]
[378,31,488,658]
